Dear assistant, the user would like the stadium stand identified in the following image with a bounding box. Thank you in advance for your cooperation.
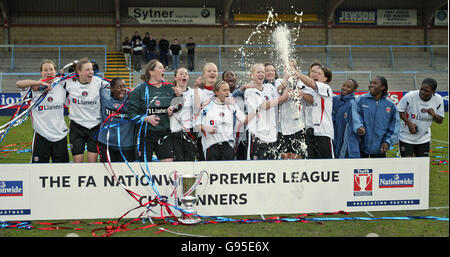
[0,0,447,93]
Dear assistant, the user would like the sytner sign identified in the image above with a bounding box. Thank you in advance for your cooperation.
[0,158,429,221]
[129,7,216,24]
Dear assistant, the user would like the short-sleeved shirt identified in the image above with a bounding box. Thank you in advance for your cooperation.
[397,90,444,144]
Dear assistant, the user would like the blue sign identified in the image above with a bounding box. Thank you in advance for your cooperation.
[335,9,377,25]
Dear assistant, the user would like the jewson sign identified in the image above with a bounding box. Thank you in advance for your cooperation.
[335,9,377,25]
[129,7,216,25]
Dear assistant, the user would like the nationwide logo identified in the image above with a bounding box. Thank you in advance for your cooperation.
[0,181,24,196]
[379,173,414,188]
[354,169,373,196]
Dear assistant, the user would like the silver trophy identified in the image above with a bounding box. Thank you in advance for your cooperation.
[178,174,201,224]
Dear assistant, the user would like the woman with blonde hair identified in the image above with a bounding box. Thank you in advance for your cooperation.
[62,57,109,163]
[199,80,247,160]
[192,62,219,160]
[244,63,289,160]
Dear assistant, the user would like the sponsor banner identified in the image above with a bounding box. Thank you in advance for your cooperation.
[377,9,417,26]
[434,10,448,26]
[0,158,429,221]
[335,9,377,25]
[0,181,24,196]
[233,13,318,22]
[129,7,215,25]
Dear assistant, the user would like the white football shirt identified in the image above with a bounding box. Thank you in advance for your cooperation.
[302,82,334,140]
[200,100,246,156]
[30,83,68,142]
[397,90,444,144]
[244,83,278,143]
[274,78,305,135]
[64,76,109,129]
[170,88,196,132]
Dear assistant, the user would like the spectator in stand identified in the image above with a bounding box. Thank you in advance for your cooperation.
[158,34,170,68]
[397,77,444,157]
[352,76,400,158]
[186,37,196,72]
[132,38,143,72]
[146,34,158,62]
[142,32,151,63]
[122,37,132,69]
[131,31,142,45]
[169,38,182,71]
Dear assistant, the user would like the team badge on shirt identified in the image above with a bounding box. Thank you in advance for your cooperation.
[47,97,53,102]
[155,100,161,106]
[219,112,225,117]
[82,91,88,97]
[385,107,391,113]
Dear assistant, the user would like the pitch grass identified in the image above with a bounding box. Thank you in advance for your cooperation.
[0,114,448,237]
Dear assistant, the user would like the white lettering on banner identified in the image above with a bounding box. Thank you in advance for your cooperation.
[336,10,376,24]
[0,158,429,221]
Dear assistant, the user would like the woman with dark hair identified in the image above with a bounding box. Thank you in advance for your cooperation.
[397,77,444,157]
[352,76,400,158]
[127,59,177,162]
[332,79,360,158]
[16,60,69,163]
[97,78,135,162]
[170,67,199,161]
[263,62,278,85]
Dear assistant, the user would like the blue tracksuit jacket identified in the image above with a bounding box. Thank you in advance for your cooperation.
[352,93,399,155]
[98,89,135,149]
[332,93,360,158]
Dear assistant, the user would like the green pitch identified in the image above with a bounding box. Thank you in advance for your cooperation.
[0,114,448,237]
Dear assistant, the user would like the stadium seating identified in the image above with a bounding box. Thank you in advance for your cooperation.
[0,47,447,93]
